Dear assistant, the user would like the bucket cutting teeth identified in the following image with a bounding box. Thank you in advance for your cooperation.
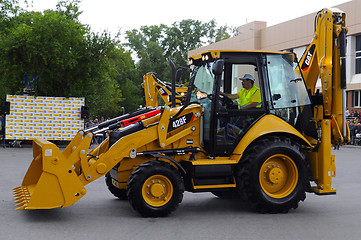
[13,186,30,210]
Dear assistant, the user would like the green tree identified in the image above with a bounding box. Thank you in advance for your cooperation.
[1,0,236,118]
[0,0,137,118]
[163,20,208,67]
[126,25,169,79]
[55,0,82,20]
[126,19,235,83]
[110,47,142,113]
[0,0,21,21]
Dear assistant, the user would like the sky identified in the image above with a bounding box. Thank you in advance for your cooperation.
[26,0,350,35]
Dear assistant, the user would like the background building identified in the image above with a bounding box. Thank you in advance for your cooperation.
[189,0,361,111]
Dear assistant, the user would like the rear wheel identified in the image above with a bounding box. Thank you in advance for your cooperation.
[105,172,127,200]
[127,160,184,217]
[237,136,309,213]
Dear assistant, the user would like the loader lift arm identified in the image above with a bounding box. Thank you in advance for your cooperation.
[13,103,202,210]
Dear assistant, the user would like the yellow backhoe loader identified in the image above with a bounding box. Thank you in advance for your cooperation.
[14,8,349,217]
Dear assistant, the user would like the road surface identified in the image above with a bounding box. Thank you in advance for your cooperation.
[1,146,360,240]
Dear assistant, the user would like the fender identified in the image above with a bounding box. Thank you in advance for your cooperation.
[232,115,311,160]
[145,153,187,176]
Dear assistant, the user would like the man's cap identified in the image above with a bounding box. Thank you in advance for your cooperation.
[239,74,255,82]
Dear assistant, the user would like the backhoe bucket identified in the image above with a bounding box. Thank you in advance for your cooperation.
[13,137,88,210]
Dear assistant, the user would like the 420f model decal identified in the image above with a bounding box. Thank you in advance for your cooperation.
[167,112,194,132]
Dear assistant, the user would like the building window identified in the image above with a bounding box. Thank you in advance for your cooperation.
[356,35,361,74]
[355,90,361,107]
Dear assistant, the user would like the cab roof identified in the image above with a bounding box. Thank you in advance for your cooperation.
[188,49,291,61]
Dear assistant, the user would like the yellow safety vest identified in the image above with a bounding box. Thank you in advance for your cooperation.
[237,85,262,108]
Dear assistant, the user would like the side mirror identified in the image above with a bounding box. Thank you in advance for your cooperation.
[212,59,224,76]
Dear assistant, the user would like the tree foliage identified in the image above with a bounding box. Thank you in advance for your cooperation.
[0,0,21,21]
[0,0,235,119]
[126,19,234,82]
[0,0,137,118]
[126,25,168,80]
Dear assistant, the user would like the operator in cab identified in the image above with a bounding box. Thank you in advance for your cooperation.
[220,74,261,109]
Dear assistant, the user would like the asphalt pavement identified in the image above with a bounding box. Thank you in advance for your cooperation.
[1,145,361,240]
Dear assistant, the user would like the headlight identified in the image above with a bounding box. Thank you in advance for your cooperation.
[202,55,210,61]
[196,91,208,100]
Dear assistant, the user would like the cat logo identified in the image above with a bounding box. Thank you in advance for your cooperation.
[301,44,315,71]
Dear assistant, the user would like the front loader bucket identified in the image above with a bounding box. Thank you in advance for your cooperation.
[13,136,88,210]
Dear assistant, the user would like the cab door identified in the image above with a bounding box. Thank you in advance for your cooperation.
[209,54,267,156]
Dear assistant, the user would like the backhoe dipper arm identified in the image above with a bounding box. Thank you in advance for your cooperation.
[299,8,349,144]
[142,73,188,108]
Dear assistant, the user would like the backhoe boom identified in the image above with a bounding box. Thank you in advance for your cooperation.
[299,8,350,194]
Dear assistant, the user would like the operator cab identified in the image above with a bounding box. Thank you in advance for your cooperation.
[188,51,312,156]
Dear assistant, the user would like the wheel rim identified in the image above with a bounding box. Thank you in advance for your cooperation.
[142,175,173,207]
[259,154,298,199]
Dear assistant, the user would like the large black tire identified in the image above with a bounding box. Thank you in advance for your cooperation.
[237,136,309,213]
[127,160,184,217]
[105,172,128,200]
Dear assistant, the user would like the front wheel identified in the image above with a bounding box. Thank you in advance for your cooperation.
[105,172,128,200]
[237,136,309,213]
[127,160,184,217]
